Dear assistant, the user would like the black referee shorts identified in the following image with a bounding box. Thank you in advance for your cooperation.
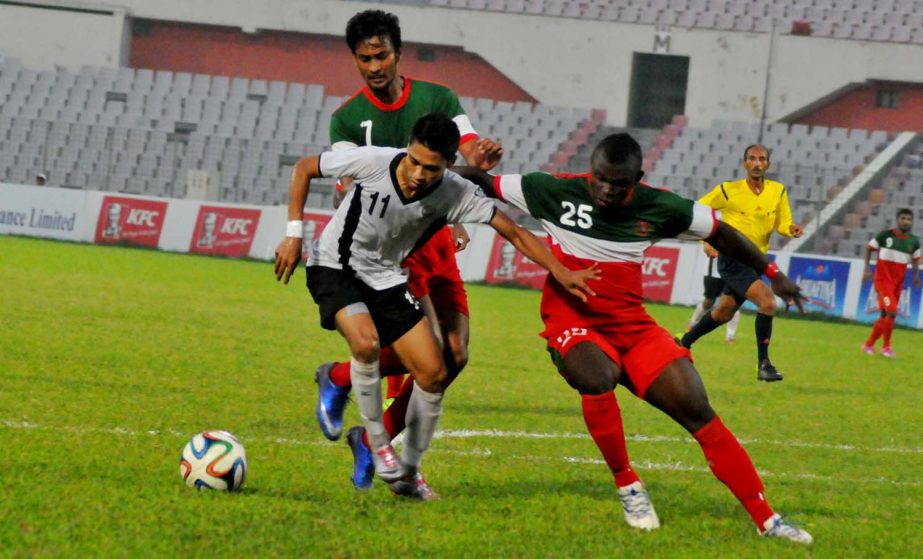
[703,276,726,300]
[306,265,424,347]
[717,254,760,305]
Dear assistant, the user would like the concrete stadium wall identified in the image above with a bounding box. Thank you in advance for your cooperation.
[128,19,536,102]
[0,1,130,71]
[4,182,919,328]
[5,0,923,128]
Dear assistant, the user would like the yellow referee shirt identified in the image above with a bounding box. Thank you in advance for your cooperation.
[699,179,795,254]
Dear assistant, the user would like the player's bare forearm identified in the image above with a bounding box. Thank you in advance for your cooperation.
[707,222,770,272]
[453,166,497,198]
[489,211,598,301]
[275,155,320,284]
[288,155,321,220]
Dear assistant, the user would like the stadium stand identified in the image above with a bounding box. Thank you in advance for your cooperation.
[0,55,594,207]
[642,118,892,250]
[815,136,923,257]
[404,0,923,44]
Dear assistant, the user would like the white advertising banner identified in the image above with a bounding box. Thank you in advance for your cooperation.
[0,183,96,242]
[1,183,919,328]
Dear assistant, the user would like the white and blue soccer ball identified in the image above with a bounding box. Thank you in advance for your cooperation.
[180,430,247,491]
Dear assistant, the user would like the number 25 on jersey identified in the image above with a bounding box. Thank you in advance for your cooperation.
[561,201,593,229]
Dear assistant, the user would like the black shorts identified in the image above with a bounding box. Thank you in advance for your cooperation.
[703,276,725,300]
[306,266,424,347]
[717,254,760,304]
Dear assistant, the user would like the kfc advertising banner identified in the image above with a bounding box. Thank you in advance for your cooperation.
[95,196,168,248]
[641,245,679,302]
[189,206,261,257]
[483,233,549,289]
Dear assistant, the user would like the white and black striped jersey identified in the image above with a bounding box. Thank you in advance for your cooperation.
[308,146,497,290]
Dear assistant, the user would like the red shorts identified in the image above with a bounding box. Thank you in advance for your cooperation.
[402,226,469,317]
[876,286,902,313]
[544,322,690,399]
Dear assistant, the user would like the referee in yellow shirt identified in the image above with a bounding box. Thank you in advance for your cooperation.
[681,145,803,381]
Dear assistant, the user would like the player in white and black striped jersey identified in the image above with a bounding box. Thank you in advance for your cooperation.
[687,243,740,343]
[274,113,598,499]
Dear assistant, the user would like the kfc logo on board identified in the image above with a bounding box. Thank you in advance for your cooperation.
[95,196,168,248]
[190,206,261,257]
[641,246,679,302]
[485,233,548,290]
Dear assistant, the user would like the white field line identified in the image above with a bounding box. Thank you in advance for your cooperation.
[3,420,921,487]
[435,429,923,455]
[4,420,921,454]
[436,449,923,488]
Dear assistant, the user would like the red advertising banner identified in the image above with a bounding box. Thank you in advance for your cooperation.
[641,245,679,302]
[301,212,333,261]
[189,206,261,257]
[95,196,168,247]
[484,232,549,289]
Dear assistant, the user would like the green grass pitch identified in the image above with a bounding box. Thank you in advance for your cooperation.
[1,235,921,558]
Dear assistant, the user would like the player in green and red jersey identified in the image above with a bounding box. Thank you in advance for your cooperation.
[457,134,813,544]
[862,208,921,357]
[312,10,503,489]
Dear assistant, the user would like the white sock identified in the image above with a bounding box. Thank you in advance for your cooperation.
[726,310,741,340]
[349,357,388,448]
[402,382,444,470]
[689,301,708,328]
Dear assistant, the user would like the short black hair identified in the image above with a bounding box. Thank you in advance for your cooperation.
[592,133,643,166]
[744,144,770,161]
[897,207,913,218]
[410,112,459,160]
[345,10,402,53]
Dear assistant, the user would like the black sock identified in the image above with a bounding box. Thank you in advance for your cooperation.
[682,312,722,348]
[755,313,773,363]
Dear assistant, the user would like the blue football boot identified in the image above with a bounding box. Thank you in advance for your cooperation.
[315,362,349,441]
[346,426,375,490]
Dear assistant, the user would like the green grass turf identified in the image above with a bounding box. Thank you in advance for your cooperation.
[1,235,921,558]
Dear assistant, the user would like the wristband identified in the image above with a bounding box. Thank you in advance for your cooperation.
[286,220,304,238]
[764,261,780,279]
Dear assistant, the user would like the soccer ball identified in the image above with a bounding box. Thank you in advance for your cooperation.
[179,430,247,491]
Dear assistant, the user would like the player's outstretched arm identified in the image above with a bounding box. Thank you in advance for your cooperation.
[488,210,599,302]
[452,166,497,198]
[274,155,321,285]
[707,221,806,312]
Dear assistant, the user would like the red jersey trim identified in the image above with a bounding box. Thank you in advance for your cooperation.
[553,172,591,181]
[362,76,413,112]
[892,228,910,240]
[709,209,719,237]
[493,175,504,201]
[335,89,363,112]
[460,132,478,146]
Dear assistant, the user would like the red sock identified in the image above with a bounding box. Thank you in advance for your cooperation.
[882,316,895,347]
[378,347,405,376]
[866,317,886,347]
[363,377,414,450]
[693,416,774,528]
[327,347,406,389]
[581,392,640,488]
[328,361,351,387]
[378,347,407,399]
